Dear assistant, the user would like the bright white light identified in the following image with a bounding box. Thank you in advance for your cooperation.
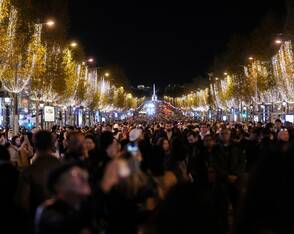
[70,42,78,48]
[146,102,155,115]
[46,20,55,27]
[4,97,10,104]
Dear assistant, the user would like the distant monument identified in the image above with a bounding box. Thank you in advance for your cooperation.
[151,84,158,101]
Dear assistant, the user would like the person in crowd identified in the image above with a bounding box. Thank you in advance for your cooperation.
[164,122,176,142]
[186,130,203,179]
[64,131,86,161]
[236,145,294,234]
[274,118,283,133]
[84,134,97,158]
[277,128,290,143]
[86,131,120,188]
[156,137,171,158]
[219,128,246,212]
[165,137,190,183]
[100,151,157,234]
[17,130,61,223]
[0,145,28,234]
[8,135,33,169]
[35,163,93,234]
[199,123,210,140]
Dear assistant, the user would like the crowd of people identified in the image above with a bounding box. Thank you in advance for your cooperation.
[0,119,293,234]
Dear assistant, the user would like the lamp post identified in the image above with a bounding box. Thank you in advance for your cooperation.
[40,102,45,129]
[4,97,11,130]
[63,106,67,127]
[250,104,254,122]
[282,100,288,121]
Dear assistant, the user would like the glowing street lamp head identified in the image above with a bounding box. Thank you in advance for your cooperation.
[105,72,110,77]
[45,20,55,27]
[224,72,228,76]
[215,77,219,81]
[88,58,94,63]
[70,41,78,48]
[248,56,254,61]
[275,39,282,45]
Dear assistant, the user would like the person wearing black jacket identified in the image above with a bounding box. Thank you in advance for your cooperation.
[219,129,246,211]
[35,163,95,234]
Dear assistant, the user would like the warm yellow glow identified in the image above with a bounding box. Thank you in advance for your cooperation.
[275,39,282,45]
[249,56,254,60]
[70,41,78,48]
[105,72,110,77]
[215,77,219,81]
[88,58,94,63]
[45,20,55,27]
[224,72,228,76]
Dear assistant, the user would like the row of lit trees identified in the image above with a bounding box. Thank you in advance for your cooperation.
[0,1,141,130]
[165,38,294,113]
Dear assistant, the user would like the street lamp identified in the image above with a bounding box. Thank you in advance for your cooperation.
[44,19,55,27]
[70,41,78,48]
[275,39,282,45]
[88,58,94,63]
[248,56,254,61]
[224,72,228,76]
[62,106,67,126]
[4,97,11,130]
[40,102,45,129]
[105,72,110,77]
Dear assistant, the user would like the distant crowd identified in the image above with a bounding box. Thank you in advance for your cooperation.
[0,119,293,234]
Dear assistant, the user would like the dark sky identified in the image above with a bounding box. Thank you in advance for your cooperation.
[68,1,286,87]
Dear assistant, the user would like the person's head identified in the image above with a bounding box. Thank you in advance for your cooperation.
[157,137,170,153]
[165,122,173,132]
[278,128,289,142]
[100,131,120,159]
[0,133,6,146]
[102,125,112,133]
[186,131,199,144]
[275,119,282,130]
[48,163,91,204]
[221,129,231,144]
[200,124,208,135]
[0,145,10,161]
[33,130,54,153]
[84,135,96,153]
[66,131,85,154]
[203,134,215,149]
[11,136,21,147]
[129,128,143,143]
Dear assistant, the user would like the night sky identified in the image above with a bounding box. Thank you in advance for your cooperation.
[68,1,286,87]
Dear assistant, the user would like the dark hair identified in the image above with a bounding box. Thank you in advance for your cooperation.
[48,162,83,194]
[11,136,20,146]
[33,130,54,152]
[156,137,169,147]
[275,119,282,123]
[99,131,114,151]
[237,145,294,234]
[0,145,10,161]
[85,134,96,144]
[186,130,199,138]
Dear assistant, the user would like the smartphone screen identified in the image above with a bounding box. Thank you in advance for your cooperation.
[127,142,138,154]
